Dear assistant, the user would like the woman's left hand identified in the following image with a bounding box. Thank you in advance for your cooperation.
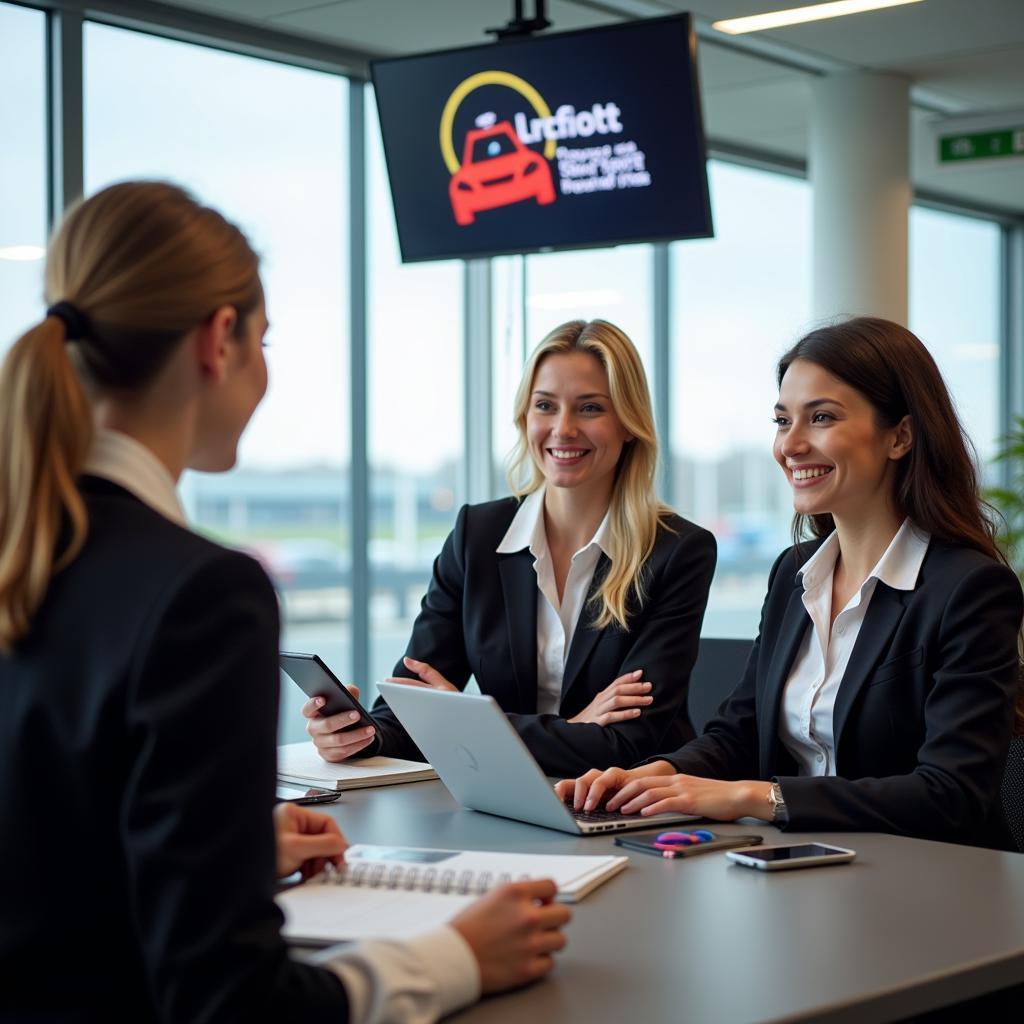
[273,802,348,880]
[604,773,772,822]
[383,656,459,692]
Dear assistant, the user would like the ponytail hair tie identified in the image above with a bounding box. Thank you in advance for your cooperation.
[46,301,90,341]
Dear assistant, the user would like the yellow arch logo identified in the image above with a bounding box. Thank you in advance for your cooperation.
[439,70,557,174]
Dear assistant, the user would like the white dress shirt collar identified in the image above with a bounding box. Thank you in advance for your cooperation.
[779,518,931,777]
[83,428,186,527]
[798,518,930,597]
[496,487,612,560]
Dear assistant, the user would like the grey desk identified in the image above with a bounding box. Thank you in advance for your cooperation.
[316,781,1024,1023]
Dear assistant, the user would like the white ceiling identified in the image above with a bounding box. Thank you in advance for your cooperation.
[157,0,1024,213]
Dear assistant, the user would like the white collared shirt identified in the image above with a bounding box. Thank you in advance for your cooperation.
[83,428,186,526]
[496,488,612,715]
[779,519,931,777]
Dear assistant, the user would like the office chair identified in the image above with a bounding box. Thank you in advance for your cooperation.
[687,638,755,735]
[1001,735,1024,854]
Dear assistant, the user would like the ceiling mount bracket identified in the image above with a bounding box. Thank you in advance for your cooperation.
[486,0,551,40]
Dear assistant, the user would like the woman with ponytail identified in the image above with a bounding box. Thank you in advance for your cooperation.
[558,317,1023,849]
[303,319,717,777]
[0,182,568,1022]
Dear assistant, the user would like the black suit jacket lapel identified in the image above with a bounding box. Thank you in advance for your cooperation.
[498,550,538,712]
[832,582,907,750]
[759,578,811,776]
[560,554,612,705]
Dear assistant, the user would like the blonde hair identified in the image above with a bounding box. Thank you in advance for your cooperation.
[0,181,261,652]
[507,319,673,631]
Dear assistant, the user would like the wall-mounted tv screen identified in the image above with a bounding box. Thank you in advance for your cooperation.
[371,13,712,263]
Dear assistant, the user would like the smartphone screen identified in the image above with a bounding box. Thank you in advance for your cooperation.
[738,844,845,862]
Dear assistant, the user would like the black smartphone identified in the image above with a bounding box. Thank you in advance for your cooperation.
[275,783,342,805]
[279,652,380,739]
[615,832,764,859]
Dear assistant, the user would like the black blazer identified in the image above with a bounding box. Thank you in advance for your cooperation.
[0,479,347,1023]
[370,497,717,777]
[658,537,1023,848]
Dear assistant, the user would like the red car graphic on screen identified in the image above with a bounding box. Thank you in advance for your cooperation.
[449,121,556,226]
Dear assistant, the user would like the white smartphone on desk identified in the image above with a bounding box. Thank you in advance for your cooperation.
[726,842,856,871]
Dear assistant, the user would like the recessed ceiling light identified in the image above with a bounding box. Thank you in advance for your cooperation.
[0,245,45,261]
[713,0,925,36]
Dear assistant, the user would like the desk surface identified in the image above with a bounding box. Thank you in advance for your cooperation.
[317,780,1024,1024]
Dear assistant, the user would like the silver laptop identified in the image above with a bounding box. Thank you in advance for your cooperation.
[376,682,700,835]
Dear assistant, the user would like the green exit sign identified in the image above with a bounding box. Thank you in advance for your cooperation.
[939,128,1024,163]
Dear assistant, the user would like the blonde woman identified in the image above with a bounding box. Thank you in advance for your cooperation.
[304,319,717,776]
[0,182,569,1022]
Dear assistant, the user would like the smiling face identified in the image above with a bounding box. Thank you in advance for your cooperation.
[772,358,912,524]
[526,350,633,497]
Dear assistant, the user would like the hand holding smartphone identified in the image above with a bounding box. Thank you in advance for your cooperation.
[281,652,380,742]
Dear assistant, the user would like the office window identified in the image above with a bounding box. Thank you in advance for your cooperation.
[670,160,813,639]
[492,245,654,487]
[909,206,1002,470]
[84,24,350,742]
[366,89,464,702]
[0,2,47,353]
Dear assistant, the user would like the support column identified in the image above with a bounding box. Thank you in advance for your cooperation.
[810,72,910,325]
[48,8,84,225]
[462,258,494,504]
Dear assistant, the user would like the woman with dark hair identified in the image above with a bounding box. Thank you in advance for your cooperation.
[557,316,1023,848]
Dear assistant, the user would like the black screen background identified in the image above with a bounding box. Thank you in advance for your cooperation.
[371,14,712,263]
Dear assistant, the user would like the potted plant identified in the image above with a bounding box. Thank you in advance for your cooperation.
[987,417,1024,580]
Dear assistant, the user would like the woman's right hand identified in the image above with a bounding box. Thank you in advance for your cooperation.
[301,685,378,763]
[553,761,676,811]
[451,880,571,993]
[567,669,653,726]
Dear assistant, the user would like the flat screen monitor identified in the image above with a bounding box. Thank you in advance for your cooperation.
[371,13,713,263]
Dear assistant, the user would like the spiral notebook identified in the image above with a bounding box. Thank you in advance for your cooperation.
[277,844,628,944]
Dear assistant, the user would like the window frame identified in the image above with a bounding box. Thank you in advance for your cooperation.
[19,0,1024,673]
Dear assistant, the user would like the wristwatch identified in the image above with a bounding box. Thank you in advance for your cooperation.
[767,781,788,823]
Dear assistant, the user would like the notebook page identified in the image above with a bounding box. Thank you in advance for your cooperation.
[279,883,474,942]
[343,845,627,900]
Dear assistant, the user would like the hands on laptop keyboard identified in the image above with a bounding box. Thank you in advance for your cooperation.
[563,796,640,823]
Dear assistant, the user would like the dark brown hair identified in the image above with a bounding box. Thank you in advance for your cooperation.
[778,316,1023,732]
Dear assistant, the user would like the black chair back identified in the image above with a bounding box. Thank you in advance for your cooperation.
[1001,735,1024,853]
[688,640,1024,851]
[688,637,754,735]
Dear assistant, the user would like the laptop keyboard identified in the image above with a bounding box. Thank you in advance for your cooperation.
[564,798,638,823]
